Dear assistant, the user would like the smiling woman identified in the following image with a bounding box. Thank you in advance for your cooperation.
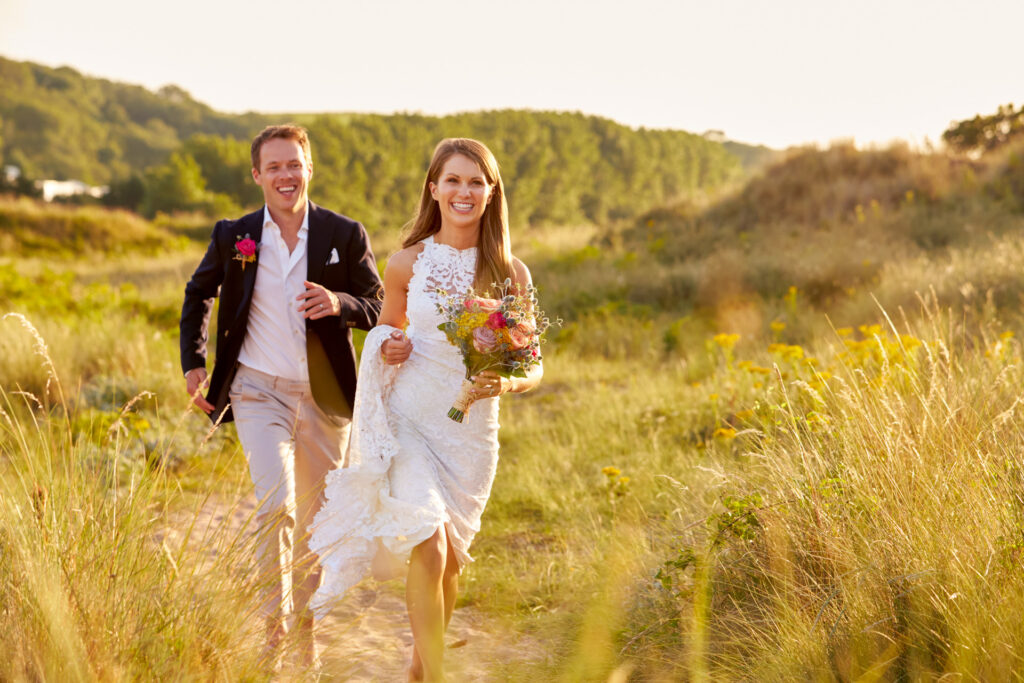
[310,138,545,682]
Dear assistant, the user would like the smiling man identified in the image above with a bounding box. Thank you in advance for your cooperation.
[179,124,382,670]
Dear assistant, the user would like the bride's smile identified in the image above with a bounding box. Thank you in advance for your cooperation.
[430,153,492,233]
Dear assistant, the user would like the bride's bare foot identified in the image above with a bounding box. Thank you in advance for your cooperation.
[407,646,424,682]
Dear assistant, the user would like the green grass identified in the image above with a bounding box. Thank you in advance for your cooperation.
[5,138,1024,680]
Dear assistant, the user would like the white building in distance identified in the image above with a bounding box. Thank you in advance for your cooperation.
[36,179,109,202]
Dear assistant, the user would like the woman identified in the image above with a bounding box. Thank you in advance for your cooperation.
[310,138,543,681]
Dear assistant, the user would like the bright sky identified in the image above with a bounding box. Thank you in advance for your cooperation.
[1,0,1020,149]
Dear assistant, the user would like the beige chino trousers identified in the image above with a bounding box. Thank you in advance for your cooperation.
[229,364,350,621]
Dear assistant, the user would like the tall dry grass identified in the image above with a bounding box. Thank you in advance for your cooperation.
[615,302,1024,680]
[0,315,278,680]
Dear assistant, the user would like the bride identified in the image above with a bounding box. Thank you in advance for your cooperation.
[310,138,543,681]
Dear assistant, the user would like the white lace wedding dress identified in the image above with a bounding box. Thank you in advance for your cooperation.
[309,236,500,617]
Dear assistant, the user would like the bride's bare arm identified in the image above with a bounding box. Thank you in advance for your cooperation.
[378,246,422,365]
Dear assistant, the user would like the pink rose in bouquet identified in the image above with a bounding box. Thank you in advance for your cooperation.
[485,311,507,330]
[464,297,501,313]
[472,327,498,353]
[507,324,532,350]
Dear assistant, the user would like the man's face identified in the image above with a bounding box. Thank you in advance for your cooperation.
[252,137,312,215]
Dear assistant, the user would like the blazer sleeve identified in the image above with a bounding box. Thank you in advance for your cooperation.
[180,223,226,373]
[335,221,383,331]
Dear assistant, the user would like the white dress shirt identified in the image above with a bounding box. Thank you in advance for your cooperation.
[237,204,310,382]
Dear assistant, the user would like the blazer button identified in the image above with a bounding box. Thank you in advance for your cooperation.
[224,330,230,338]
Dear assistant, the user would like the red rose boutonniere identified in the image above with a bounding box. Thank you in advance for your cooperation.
[233,234,258,270]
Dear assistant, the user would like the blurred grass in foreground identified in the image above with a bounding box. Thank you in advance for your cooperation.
[0,315,270,680]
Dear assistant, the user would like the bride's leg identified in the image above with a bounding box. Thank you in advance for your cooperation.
[411,530,459,681]
[407,527,448,682]
[442,525,460,630]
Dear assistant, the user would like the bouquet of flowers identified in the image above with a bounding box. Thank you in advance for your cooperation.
[435,278,553,422]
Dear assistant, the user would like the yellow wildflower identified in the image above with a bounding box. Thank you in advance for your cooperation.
[714,333,740,350]
[456,311,490,339]
[836,327,853,337]
[713,427,737,440]
[770,320,786,333]
[899,334,922,351]
[769,343,804,361]
[602,466,621,478]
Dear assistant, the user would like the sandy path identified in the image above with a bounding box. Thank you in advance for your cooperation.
[165,494,534,682]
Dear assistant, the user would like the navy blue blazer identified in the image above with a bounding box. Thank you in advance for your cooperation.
[179,202,383,424]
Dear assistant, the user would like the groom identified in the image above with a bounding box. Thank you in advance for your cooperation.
[179,124,382,666]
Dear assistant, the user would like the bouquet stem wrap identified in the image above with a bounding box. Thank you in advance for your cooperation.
[448,379,477,422]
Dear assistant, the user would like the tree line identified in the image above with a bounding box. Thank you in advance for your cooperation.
[0,56,744,231]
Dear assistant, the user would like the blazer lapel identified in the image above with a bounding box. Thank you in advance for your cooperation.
[306,201,331,283]
[235,209,265,320]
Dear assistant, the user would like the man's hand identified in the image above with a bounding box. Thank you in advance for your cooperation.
[381,329,413,365]
[298,281,341,319]
[185,367,214,414]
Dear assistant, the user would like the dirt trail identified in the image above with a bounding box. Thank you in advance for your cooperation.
[166,494,535,681]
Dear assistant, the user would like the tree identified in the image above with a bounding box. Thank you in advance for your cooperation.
[181,134,260,207]
[104,173,146,211]
[142,152,238,216]
[943,104,1024,155]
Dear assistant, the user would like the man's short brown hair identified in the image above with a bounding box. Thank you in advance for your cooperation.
[250,124,312,171]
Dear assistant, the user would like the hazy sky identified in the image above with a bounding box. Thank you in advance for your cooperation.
[1,0,1020,149]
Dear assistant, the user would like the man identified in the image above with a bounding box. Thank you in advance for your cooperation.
[179,124,382,667]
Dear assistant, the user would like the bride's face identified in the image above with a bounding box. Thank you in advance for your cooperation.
[429,153,492,230]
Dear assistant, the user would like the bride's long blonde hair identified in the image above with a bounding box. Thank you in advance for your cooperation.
[403,138,513,295]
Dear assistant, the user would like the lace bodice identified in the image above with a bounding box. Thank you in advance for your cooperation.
[405,236,478,363]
